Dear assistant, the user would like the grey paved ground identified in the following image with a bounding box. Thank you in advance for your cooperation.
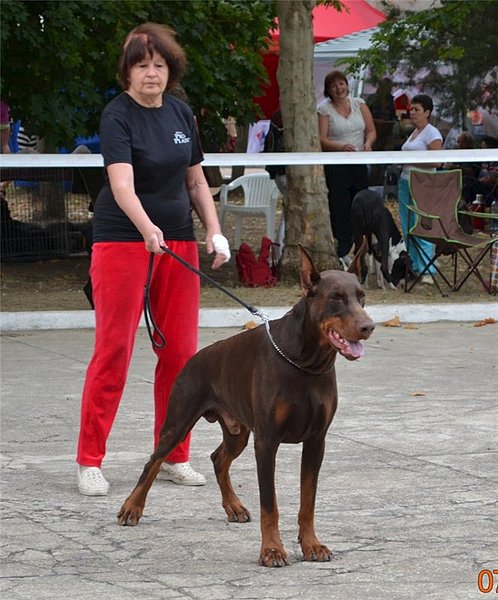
[1,322,497,599]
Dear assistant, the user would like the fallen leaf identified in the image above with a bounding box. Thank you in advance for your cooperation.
[383,316,401,327]
[403,324,419,330]
[473,317,497,327]
[409,390,427,397]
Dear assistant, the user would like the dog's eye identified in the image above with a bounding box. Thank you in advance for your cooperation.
[330,294,345,305]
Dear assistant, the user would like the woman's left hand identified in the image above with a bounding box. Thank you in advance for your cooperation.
[363,141,373,152]
[207,233,231,269]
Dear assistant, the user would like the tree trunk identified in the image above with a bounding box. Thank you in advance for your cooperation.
[276,0,338,278]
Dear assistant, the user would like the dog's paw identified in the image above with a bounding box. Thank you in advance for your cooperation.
[224,501,251,523]
[259,546,288,567]
[302,542,332,562]
[117,503,143,526]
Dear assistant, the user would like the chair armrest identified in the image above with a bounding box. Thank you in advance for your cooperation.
[458,210,495,219]
[219,179,242,206]
[407,204,440,220]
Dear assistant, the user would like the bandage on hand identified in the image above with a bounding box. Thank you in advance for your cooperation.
[212,234,230,263]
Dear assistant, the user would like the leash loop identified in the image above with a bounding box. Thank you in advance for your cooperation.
[143,253,167,349]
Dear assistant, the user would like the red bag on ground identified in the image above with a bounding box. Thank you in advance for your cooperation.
[236,237,279,287]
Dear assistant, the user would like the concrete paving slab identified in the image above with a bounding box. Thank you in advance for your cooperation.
[1,323,497,599]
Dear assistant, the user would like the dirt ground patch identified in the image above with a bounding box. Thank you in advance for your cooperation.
[1,198,496,312]
[2,246,496,314]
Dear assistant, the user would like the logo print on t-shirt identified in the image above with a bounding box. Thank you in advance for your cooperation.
[173,131,191,144]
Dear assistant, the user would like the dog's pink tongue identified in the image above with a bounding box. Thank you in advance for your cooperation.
[347,340,365,359]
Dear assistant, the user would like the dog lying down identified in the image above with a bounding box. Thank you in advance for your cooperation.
[117,246,375,567]
[351,189,407,289]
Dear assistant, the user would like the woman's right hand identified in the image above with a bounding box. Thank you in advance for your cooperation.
[142,224,165,254]
[340,143,358,152]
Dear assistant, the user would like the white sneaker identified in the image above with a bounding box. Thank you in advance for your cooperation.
[421,275,434,285]
[158,461,206,486]
[77,466,109,496]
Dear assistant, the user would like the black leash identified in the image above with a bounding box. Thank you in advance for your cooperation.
[143,252,167,349]
[143,245,267,349]
[144,246,325,374]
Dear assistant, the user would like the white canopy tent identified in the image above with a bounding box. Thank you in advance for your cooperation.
[313,27,378,102]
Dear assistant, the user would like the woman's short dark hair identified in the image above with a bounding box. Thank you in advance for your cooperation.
[411,94,434,114]
[323,70,348,99]
[118,22,187,91]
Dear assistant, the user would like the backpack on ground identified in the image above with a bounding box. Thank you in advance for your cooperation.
[236,237,279,287]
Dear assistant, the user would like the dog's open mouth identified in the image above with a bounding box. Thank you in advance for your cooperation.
[328,329,365,361]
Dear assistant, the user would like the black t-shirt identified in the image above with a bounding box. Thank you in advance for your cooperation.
[93,93,203,242]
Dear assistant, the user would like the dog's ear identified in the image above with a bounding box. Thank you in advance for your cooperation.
[348,236,367,280]
[298,244,321,296]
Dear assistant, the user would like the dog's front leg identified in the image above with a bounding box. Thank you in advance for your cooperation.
[117,456,163,526]
[254,436,287,567]
[298,437,332,562]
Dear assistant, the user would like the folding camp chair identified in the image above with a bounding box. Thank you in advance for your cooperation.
[405,169,498,295]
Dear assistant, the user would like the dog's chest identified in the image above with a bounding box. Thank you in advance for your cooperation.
[277,388,337,443]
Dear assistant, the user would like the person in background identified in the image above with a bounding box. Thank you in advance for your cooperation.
[398,94,443,283]
[76,22,230,496]
[366,77,396,151]
[478,135,498,206]
[317,70,376,265]
[263,108,287,195]
[443,131,481,205]
[0,99,11,154]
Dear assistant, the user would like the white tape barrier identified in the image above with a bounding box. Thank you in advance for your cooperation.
[1,149,497,169]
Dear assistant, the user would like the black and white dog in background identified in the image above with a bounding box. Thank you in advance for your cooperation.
[351,189,407,289]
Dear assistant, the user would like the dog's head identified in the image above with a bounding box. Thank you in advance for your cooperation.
[298,245,375,361]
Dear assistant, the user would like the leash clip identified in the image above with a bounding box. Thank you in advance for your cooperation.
[253,308,270,323]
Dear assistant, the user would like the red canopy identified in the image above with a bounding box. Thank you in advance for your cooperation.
[255,0,386,118]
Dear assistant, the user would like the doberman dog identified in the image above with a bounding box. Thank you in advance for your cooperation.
[351,188,405,289]
[117,246,375,567]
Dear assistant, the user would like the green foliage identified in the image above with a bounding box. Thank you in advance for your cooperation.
[345,0,498,126]
[1,0,274,148]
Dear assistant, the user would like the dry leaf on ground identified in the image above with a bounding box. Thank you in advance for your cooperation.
[473,317,497,327]
[383,316,401,327]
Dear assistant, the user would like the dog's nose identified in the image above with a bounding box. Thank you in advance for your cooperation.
[360,320,375,337]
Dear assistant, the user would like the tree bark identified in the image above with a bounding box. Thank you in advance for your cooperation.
[276,0,338,278]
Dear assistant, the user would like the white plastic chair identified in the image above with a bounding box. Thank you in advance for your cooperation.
[219,173,279,248]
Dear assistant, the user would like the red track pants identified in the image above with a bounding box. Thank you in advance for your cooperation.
[76,241,200,467]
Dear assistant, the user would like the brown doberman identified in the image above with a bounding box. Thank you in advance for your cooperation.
[117,245,375,567]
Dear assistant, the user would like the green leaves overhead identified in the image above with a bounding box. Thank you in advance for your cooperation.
[346,0,498,126]
[1,0,275,148]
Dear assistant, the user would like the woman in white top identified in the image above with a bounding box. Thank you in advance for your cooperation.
[318,70,376,260]
[399,94,443,278]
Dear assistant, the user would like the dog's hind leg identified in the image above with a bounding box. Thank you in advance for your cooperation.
[211,422,251,523]
[298,437,332,562]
